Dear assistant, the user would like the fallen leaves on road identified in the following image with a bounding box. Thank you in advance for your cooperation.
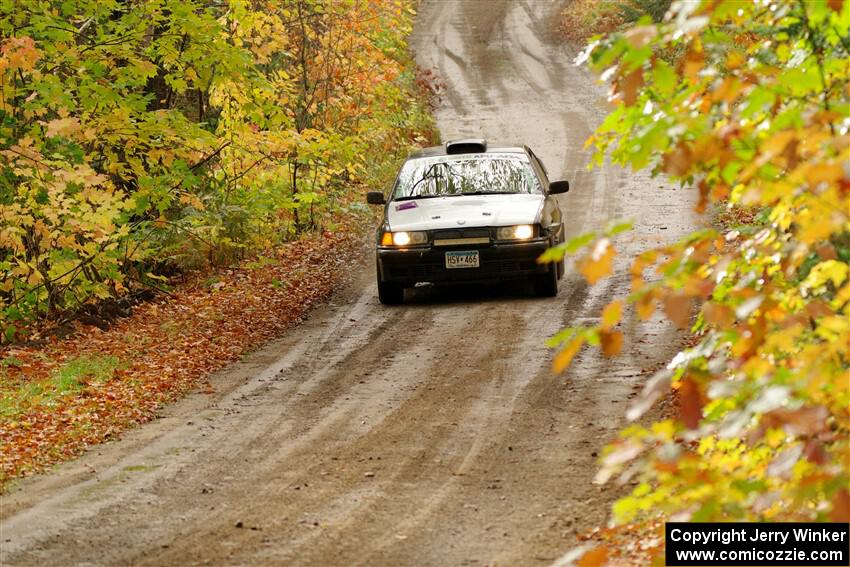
[0,228,364,490]
[574,520,664,566]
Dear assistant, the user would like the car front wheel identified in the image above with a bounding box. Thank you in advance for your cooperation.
[533,264,558,297]
[377,278,404,305]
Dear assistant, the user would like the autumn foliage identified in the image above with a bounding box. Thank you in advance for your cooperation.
[0,0,435,340]
[548,0,850,547]
[560,0,671,44]
[0,0,435,488]
[0,227,362,487]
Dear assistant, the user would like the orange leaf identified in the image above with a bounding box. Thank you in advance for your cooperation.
[631,275,644,293]
[179,193,206,210]
[765,406,828,436]
[0,36,40,72]
[816,244,838,260]
[662,293,692,329]
[681,44,704,81]
[553,336,585,374]
[600,330,623,357]
[630,251,657,292]
[618,68,644,106]
[579,239,615,284]
[679,377,703,429]
[44,117,80,138]
[696,179,710,213]
[662,142,693,177]
[702,302,733,327]
[831,489,850,522]
[624,25,657,48]
[578,545,610,567]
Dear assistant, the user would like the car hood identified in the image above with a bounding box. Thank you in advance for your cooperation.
[386,193,544,232]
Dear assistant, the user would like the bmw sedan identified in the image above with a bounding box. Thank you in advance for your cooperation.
[366,139,569,305]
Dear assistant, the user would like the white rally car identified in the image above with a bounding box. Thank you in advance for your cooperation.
[367,139,569,304]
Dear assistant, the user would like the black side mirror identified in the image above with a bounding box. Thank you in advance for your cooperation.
[549,180,570,194]
[366,191,386,205]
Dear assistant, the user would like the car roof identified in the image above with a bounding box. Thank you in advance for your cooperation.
[407,142,530,160]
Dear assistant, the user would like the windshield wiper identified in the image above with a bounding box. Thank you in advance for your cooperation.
[395,190,515,201]
[394,194,445,201]
[451,190,515,196]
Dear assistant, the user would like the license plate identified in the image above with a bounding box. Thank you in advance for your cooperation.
[445,250,479,269]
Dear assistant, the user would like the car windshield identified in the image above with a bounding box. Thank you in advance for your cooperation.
[392,153,541,200]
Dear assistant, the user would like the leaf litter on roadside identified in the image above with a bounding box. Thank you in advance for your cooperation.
[0,228,364,489]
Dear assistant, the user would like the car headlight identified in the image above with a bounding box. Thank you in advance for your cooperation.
[496,224,534,240]
[380,231,428,246]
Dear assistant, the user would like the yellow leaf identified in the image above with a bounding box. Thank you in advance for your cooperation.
[816,315,849,341]
[762,130,796,157]
[636,290,657,320]
[806,162,844,187]
[764,324,804,353]
[802,260,849,291]
[601,300,624,330]
[726,50,745,69]
[652,419,676,440]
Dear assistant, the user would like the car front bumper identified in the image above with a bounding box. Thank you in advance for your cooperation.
[377,239,551,285]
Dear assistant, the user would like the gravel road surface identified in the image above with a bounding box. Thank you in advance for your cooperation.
[0,1,696,565]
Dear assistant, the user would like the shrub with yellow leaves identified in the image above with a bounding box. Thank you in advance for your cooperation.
[544,0,850,535]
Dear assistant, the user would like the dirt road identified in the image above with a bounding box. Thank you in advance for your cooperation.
[0,1,695,565]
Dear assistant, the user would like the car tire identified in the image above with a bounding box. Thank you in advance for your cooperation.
[378,279,404,305]
[533,264,559,297]
[556,225,566,280]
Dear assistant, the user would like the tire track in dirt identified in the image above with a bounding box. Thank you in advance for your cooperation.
[0,2,696,566]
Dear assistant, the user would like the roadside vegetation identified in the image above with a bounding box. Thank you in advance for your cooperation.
[561,0,671,44]
[0,0,436,340]
[550,0,849,562]
[0,0,435,488]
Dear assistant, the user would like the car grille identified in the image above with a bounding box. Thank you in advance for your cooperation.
[430,228,492,247]
[430,228,491,240]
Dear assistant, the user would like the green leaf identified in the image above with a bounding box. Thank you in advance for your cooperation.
[538,232,597,263]
[605,219,634,236]
[652,59,677,97]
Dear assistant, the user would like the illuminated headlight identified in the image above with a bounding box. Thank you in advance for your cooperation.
[496,224,534,240]
[381,231,428,246]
